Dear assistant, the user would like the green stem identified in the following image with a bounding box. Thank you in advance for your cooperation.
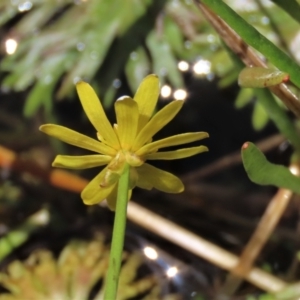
[197,0,300,89]
[104,164,130,300]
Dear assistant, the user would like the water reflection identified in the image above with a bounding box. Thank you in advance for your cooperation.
[5,39,18,55]
[18,1,32,12]
[161,85,172,98]
[133,235,210,298]
[174,89,187,100]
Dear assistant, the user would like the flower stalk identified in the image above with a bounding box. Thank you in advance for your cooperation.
[104,163,130,300]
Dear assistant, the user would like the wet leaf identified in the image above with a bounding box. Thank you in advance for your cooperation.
[252,102,269,131]
[24,82,53,117]
[241,142,300,194]
[272,0,300,24]
[238,67,289,88]
[125,47,150,92]
[147,31,183,88]
[234,88,253,109]
[164,16,184,56]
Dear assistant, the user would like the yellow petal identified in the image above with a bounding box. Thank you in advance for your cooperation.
[100,168,121,187]
[114,96,139,150]
[136,163,184,193]
[76,81,120,149]
[53,155,112,169]
[132,100,184,151]
[145,146,208,160]
[105,184,118,210]
[136,132,209,156]
[81,167,117,205]
[129,167,138,189]
[135,178,152,190]
[134,74,160,131]
[82,183,117,205]
[40,124,116,156]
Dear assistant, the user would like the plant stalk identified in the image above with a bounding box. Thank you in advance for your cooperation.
[104,163,130,300]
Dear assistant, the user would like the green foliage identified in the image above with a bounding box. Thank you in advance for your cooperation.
[0,209,49,261]
[248,282,300,299]
[221,0,300,131]
[251,102,269,131]
[200,0,300,88]
[146,30,184,88]
[234,88,269,131]
[0,236,179,300]
[238,68,289,88]
[1,0,300,134]
[242,142,300,194]
[272,0,300,24]
[1,0,166,115]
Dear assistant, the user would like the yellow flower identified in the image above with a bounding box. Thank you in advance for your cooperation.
[40,75,208,210]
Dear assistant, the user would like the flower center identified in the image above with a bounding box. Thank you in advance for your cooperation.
[100,150,143,188]
[124,150,144,167]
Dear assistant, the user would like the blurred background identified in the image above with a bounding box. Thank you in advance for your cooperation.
[0,1,300,299]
